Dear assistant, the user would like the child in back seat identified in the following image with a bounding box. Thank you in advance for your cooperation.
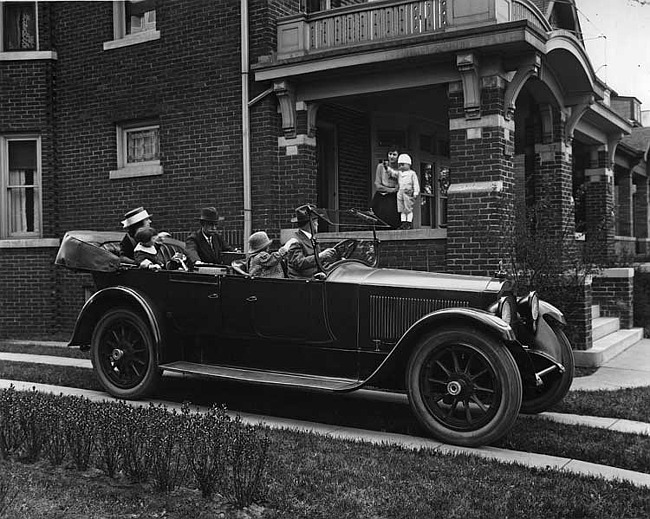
[247,231,296,278]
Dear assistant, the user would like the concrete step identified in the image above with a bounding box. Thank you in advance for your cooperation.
[592,305,601,320]
[574,328,644,368]
[592,316,620,342]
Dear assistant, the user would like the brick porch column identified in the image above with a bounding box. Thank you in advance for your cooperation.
[584,146,616,263]
[533,138,575,264]
[446,77,515,276]
[635,176,650,255]
[617,169,633,237]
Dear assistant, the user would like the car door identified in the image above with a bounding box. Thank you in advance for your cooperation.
[219,275,358,376]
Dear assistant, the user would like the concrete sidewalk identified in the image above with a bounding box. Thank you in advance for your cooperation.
[570,338,650,391]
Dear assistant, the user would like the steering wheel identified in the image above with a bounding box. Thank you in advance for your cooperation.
[333,239,358,261]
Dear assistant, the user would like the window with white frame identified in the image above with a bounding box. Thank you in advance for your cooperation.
[1,1,37,52]
[0,137,41,238]
[104,0,159,50]
[110,122,162,179]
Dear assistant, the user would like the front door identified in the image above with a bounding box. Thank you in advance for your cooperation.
[317,121,338,231]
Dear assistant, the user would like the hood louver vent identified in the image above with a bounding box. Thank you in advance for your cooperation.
[370,295,469,340]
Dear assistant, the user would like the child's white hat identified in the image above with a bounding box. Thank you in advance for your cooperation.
[397,153,412,165]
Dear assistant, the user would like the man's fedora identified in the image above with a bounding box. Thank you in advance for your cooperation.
[293,204,319,226]
[199,207,223,223]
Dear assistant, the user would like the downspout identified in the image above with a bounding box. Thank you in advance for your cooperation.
[241,0,252,248]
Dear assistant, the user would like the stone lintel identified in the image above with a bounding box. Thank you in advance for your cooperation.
[278,134,316,148]
[448,180,504,195]
[594,267,634,279]
[449,114,514,131]
[585,167,614,183]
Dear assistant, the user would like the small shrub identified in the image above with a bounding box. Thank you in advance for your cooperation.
[63,396,96,471]
[181,403,229,499]
[16,390,49,463]
[93,401,124,478]
[144,404,187,493]
[218,417,271,509]
[115,403,152,483]
[0,387,23,459]
[41,395,68,466]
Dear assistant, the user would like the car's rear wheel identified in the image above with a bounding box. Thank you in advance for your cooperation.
[91,309,160,399]
[520,324,574,414]
[406,328,522,447]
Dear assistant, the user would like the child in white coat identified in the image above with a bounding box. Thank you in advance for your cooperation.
[395,153,420,229]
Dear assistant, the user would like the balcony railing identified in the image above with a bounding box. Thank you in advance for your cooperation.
[275,0,551,59]
[308,0,446,52]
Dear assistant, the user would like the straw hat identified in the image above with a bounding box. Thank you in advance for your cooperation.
[121,207,151,228]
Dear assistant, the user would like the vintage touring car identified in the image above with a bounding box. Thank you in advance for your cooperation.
[55,207,574,447]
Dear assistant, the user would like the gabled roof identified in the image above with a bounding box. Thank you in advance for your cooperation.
[621,127,650,157]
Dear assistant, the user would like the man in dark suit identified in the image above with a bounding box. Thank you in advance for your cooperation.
[286,204,338,278]
[185,207,233,266]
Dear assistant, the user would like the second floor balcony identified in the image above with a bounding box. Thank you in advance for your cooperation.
[274,0,551,61]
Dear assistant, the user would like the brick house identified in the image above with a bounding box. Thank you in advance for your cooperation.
[1,0,649,362]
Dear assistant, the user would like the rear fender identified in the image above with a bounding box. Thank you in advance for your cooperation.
[365,307,517,387]
[68,286,163,359]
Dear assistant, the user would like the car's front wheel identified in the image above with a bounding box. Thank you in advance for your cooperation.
[406,328,522,447]
[91,308,160,399]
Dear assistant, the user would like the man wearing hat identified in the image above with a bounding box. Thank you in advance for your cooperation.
[286,204,338,279]
[120,206,153,259]
[185,207,233,266]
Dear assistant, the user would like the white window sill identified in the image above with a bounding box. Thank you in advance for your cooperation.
[0,238,60,248]
[0,51,57,61]
[103,30,160,51]
[110,164,163,180]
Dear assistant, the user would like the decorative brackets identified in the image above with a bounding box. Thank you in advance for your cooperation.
[456,53,481,120]
[564,95,594,144]
[607,133,623,169]
[273,80,296,138]
[306,102,320,138]
[503,53,542,120]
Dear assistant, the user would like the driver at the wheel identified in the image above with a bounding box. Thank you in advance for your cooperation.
[286,204,338,279]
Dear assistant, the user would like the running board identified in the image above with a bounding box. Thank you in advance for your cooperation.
[160,361,362,392]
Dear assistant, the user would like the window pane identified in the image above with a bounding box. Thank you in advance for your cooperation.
[125,0,156,35]
[8,185,36,234]
[126,128,159,163]
[3,2,36,51]
[9,140,37,170]
[6,140,39,235]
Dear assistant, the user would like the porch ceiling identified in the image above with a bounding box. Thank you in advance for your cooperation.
[327,85,449,123]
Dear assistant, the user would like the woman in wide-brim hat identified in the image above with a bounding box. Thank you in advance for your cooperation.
[120,206,153,259]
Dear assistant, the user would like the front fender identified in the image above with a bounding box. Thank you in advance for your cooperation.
[68,286,163,354]
[363,307,516,387]
[531,301,567,364]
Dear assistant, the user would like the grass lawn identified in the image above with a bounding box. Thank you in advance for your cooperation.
[1,342,650,518]
[2,430,650,519]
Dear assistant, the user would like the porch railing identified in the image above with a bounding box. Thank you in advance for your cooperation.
[308,0,446,52]
[276,0,552,59]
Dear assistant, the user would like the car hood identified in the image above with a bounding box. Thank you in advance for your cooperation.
[327,262,506,294]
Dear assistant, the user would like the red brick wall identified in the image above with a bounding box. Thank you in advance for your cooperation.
[380,240,447,272]
[0,249,59,339]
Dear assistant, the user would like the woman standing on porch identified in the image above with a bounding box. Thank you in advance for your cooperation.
[370,146,401,229]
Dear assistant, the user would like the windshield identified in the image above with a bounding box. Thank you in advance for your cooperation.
[312,207,391,230]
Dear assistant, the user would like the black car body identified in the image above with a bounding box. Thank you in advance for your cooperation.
[56,209,574,447]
